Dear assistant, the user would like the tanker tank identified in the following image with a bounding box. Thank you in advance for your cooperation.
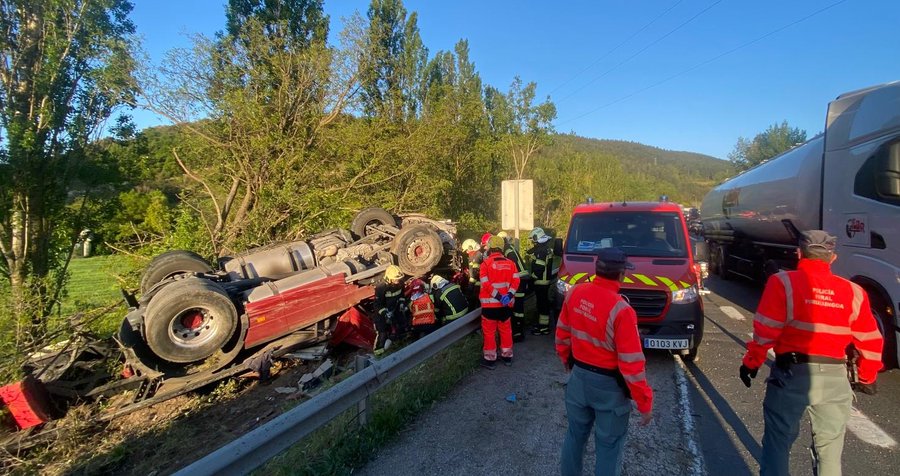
[701,134,825,247]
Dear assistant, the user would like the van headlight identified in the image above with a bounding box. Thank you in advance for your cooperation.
[556,279,572,296]
[672,286,699,304]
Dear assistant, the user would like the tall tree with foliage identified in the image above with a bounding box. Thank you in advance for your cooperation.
[0,0,136,325]
[486,76,557,180]
[728,121,807,171]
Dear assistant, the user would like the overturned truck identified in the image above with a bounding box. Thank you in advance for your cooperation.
[3,208,461,441]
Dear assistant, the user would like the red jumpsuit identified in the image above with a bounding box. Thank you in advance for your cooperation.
[479,251,520,360]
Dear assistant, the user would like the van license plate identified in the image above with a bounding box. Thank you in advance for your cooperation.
[644,338,689,350]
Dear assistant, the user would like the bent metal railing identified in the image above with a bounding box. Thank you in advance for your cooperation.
[174,308,482,476]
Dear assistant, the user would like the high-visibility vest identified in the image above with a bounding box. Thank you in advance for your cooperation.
[743,258,884,383]
[504,246,528,283]
[479,252,521,308]
[410,294,437,326]
[555,277,653,414]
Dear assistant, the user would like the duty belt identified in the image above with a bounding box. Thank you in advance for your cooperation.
[572,359,632,399]
[774,352,845,371]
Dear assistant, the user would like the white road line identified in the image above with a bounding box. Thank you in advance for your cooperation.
[847,406,898,449]
[674,356,706,475]
[719,305,746,321]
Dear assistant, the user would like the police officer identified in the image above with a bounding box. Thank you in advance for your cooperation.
[430,274,469,324]
[740,230,884,476]
[498,231,529,342]
[528,227,554,335]
[556,247,653,476]
[374,265,407,351]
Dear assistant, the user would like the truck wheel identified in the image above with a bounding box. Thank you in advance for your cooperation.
[394,224,443,277]
[143,278,239,364]
[869,291,898,369]
[714,247,730,280]
[141,250,213,294]
[351,208,396,239]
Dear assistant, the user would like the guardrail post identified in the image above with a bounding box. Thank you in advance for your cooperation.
[355,354,371,427]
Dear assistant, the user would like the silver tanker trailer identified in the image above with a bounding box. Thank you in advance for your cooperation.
[701,81,900,369]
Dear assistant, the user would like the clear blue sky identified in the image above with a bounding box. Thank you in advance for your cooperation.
[130,0,900,159]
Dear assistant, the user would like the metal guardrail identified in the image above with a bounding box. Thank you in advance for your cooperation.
[175,308,482,476]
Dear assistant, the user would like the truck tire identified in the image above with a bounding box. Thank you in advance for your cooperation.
[351,208,396,239]
[393,224,443,277]
[141,250,213,294]
[714,247,730,280]
[143,278,239,364]
[869,291,898,370]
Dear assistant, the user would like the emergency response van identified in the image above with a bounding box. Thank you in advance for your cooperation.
[554,201,705,360]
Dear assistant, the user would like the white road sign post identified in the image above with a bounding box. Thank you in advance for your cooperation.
[501,179,534,239]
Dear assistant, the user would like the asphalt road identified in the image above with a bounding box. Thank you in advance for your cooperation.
[693,275,900,476]
[357,276,900,475]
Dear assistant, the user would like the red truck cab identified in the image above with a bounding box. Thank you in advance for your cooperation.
[554,201,705,361]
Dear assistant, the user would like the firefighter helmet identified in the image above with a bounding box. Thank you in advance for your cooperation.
[385,265,403,283]
[430,274,449,289]
[461,239,479,252]
[530,227,550,244]
[497,231,508,239]
[408,278,426,295]
[480,233,492,248]
[487,235,505,251]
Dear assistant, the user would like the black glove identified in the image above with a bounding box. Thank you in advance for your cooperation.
[739,365,758,388]
[852,382,877,395]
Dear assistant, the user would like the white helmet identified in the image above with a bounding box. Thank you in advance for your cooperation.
[430,274,449,289]
[461,239,479,252]
[530,227,551,244]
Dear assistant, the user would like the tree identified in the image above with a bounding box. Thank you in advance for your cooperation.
[486,76,557,180]
[0,0,136,324]
[728,121,807,171]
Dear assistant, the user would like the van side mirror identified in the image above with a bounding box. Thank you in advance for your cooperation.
[876,142,900,198]
[553,237,564,256]
[693,241,710,262]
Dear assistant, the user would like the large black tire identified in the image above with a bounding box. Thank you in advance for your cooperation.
[140,250,213,294]
[350,208,396,239]
[714,246,730,280]
[869,290,898,370]
[393,224,443,277]
[143,278,239,364]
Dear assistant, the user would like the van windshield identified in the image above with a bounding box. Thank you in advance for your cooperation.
[565,211,687,258]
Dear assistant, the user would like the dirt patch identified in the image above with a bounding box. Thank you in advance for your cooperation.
[2,352,359,475]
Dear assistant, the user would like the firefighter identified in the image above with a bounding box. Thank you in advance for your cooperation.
[431,274,469,324]
[528,227,554,335]
[740,230,883,476]
[462,238,482,300]
[407,278,438,338]
[556,247,653,476]
[479,235,520,369]
[498,231,529,342]
[374,265,407,351]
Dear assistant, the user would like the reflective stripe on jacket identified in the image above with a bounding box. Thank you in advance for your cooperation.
[436,283,468,321]
[555,278,653,414]
[742,259,884,383]
[375,284,405,316]
[479,252,521,308]
[529,242,553,285]
[504,245,529,281]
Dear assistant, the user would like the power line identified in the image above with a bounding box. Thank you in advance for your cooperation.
[556,0,724,104]
[558,0,850,126]
[547,0,686,97]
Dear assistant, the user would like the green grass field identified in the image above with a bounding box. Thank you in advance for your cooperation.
[60,254,142,335]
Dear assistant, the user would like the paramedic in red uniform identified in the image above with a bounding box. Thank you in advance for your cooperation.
[479,235,520,369]
[556,247,653,476]
[740,230,883,476]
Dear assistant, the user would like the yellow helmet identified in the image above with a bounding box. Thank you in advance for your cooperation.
[487,235,505,251]
[385,265,403,283]
[461,239,479,252]
[497,231,509,239]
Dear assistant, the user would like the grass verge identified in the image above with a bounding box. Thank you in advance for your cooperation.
[258,334,482,476]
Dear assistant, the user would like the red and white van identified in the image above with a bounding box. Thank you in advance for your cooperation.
[554,201,705,361]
